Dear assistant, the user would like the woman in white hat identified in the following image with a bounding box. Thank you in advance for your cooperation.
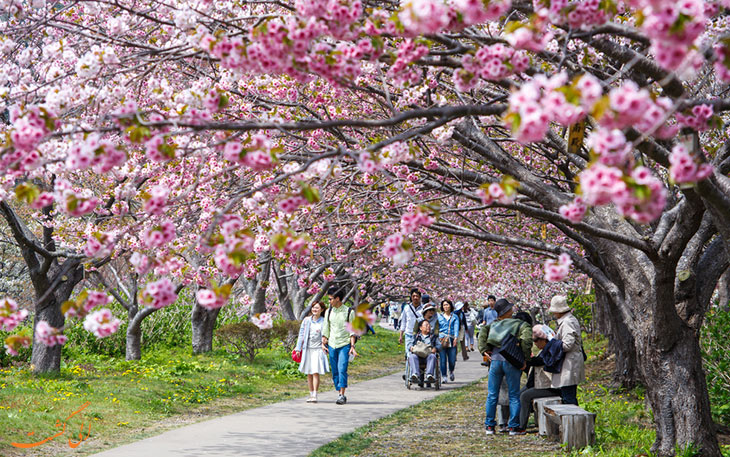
[548,295,585,405]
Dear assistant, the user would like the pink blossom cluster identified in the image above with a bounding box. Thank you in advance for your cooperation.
[668,144,713,184]
[84,232,115,258]
[4,333,31,356]
[579,163,667,223]
[196,288,229,310]
[222,134,276,171]
[9,105,56,153]
[307,282,321,295]
[213,245,245,278]
[142,220,176,248]
[272,233,311,256]
[35,320,68,347]
[278,196,308,213]
[476,183,516,205]
[379,141,411,166]
[66,135,126,173]
[0,297,28,332]
[461,44,529,81]
[145,135,176,162]
[642,0,705,70]
[387,40,429,86]
[544,253,572,282]
[451,0,511,26]
[294,0,363,39]
[141,278,178,309]
[397,0,450,36]
[323,268,336,281]
[83,308,121,338]
[599,82,677,139]
[143,185,170,216]
[65,290,112,319]
[353,228,368,247]
[381,232,413,266]
[400,209,435,235]
[29,192,54,209]
[542,0,608,29]
[559,197,587,223]
[505,73,600,143]
[713,42,730,83]
[358,151,382,173]
[130,252,151,276]
[203,89,229,112]
[585,128,633,168]
[54,179,99,217]
[676,104,714,131]
[251,312,273,329]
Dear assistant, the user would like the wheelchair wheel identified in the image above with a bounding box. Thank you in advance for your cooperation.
[434,354,441,390]
[405,357,412,390]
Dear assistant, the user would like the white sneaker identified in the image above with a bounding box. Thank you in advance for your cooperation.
[449,372,455,381]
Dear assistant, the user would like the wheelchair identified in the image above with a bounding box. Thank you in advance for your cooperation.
[404,351,441,390]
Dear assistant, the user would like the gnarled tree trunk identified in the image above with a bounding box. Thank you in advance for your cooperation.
[191,302,221,354]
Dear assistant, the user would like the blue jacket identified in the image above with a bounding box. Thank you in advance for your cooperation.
[540,338,565,373]
[438,313,460,341]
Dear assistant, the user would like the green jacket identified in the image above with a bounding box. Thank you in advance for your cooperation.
[477,318,532,360]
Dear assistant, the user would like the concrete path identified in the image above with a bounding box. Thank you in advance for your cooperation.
[93,328,487,457]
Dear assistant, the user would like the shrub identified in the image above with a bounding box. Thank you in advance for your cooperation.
[271,320,300,352]
[0,322,33,366]
[216,322,272,362]
[701,308,730,426]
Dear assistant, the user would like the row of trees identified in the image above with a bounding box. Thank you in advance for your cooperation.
[1,0,729,454]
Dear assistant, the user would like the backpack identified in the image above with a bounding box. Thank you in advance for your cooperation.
[326,306,358,342]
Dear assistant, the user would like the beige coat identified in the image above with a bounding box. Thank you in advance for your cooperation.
[551,312,586,388]
[534,365,553,389]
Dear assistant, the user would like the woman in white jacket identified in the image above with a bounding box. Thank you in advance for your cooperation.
[294,302,329,403]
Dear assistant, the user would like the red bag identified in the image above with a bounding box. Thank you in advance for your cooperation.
[291,349,302,363]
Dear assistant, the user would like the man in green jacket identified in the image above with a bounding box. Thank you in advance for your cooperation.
[322,287,357,405]
[478,298,532,435]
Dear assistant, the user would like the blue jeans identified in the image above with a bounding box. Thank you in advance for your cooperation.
[439,346,457,376]
[328,344,351,390]
[485,360,522,429]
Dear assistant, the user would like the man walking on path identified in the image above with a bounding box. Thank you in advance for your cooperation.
[322,287,357,405]
[477,295,498,327]
[398,288,423,353]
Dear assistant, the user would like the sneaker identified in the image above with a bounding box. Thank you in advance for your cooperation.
[410,374,419,383]
[449,372,455,382]
[485,426,495,436]
[442,378,447,384]
[425,374,436,383]
[306,397,315,403]
[498,425,510,433]
[335,395,346,405]
[509,428,526,436]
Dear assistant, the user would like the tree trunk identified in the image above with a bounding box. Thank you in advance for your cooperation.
[31,295,65,373]
[717,267,730,311]
[595,288,639,389]
[191,302,221,354]
[638,326,721,456]
[126,306,142,361]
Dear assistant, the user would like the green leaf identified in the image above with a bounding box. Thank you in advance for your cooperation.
[14,183,40,204]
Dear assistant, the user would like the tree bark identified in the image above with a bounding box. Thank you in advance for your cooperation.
[717,267,730,311]
[191,302,221,354]
[594,288,639,389]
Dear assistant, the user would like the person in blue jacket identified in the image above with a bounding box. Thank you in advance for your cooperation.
[437,299,460,383]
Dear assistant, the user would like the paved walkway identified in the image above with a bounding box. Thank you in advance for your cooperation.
[93,325,486,457]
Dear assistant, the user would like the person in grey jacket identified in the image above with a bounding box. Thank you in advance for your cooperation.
[548,295,586,405]
[408,319,442,384]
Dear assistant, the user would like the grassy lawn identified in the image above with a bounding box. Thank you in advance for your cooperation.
[0,327,402,457]
[310,334,730,457]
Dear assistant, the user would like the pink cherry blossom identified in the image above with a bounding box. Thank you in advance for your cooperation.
[559,197,587,223]
[35,320,68,347]
[669,144,714,184]
[83,308,121,338]
[544,253,572,282]
[141,277,178,309]
[0,298,28,332]
[251,312,273,329]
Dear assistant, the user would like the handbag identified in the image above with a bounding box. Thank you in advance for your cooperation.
[440,337,452,348]
[495,324,526,369]
[291,349,302,363]
[412,341,431,358]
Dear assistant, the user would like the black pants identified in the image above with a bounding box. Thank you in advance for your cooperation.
[560,385,578,405]
[519,387,560,429]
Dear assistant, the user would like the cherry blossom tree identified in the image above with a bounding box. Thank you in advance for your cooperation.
[2,0,730,453]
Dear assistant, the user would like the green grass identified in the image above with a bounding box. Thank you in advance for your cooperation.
[0,327,402,457]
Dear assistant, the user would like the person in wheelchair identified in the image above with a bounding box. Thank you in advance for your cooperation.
[408,319,442,385]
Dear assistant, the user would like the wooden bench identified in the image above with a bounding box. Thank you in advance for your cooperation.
[542,404,596,450]
[532,396,563,436]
